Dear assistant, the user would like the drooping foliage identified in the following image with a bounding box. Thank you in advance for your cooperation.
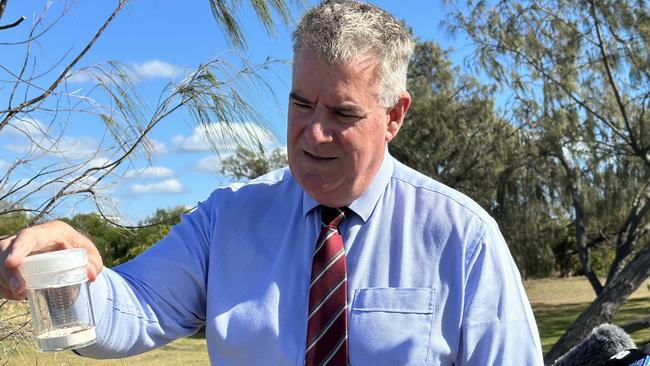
[449,0,650,360]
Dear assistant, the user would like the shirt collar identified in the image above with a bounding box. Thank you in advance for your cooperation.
[301,148,394,222]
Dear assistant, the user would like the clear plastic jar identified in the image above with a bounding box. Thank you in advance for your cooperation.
[20,248,96,352]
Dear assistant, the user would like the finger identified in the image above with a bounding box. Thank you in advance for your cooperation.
[0,258,20,294]
[86,246,103,282]
[3,221,102,290]
[0,286,13,300]
[0,235,17,290]
[9,272,25,295]
[0,234,16,250]
[0,264,26,295]
[4,230,43,269]
[5,221,93,269]
[0,282,26,300]
[1,235,17,268]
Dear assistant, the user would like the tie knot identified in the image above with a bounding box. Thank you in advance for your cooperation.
[320,206,347,229]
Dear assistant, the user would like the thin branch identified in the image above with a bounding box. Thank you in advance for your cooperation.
[0,1,71,46]
[589,0,637,156]
[0,0,128,133]
[0,15,24,30]
[7,18,34,112]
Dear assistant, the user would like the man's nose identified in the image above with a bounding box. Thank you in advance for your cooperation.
[305,114,333,145]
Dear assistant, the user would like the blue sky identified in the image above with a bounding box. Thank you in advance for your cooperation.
[0,1,468,222]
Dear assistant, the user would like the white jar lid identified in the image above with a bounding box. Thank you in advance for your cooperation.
[20,248,88,288]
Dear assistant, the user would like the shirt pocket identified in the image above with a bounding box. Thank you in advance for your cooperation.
[349,287,435,366]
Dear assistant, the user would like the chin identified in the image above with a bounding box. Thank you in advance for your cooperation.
[308,187,356,208]
[301,181,340,206]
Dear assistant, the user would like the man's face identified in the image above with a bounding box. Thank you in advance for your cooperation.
[287,50,401,208]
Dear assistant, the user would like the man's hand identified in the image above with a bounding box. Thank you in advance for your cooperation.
[0,220,103,300]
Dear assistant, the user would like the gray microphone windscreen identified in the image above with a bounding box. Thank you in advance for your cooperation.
[552,323,637,366]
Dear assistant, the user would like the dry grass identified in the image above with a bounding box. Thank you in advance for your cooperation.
[1,300,34,365]
[524,277,650,305]
[0,301,208,366]
[2,337,209,366]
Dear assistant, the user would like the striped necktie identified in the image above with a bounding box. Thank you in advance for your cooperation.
[305,206,349,366]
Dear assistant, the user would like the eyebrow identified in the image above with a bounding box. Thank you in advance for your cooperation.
[333,105,363,115]
[289,91,366,115]
[289,92,313,105]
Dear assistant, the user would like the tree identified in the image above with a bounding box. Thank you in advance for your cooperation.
[0,0,300,357]
[116,206,189,265]
[220,145,288,180]
[60,207,189,267]
[62,213,131,267]
[390,39,560,277]
[0,0,299,230]
[449,0,650,361]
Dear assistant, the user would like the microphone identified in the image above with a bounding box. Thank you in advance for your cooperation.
[552,323,636,366]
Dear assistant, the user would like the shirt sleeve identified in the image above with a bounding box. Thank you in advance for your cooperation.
[76,196,213,359]
[459,222,544,365]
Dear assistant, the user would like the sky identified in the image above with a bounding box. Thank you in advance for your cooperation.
[0,0,470,223]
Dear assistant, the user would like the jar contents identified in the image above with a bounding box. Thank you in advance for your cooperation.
[20,248,97,352]
[36,325,97,351]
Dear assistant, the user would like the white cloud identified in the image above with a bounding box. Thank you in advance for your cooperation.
[63,175,99,192]
[0,159,9,170]
[57,136,103,159]
[133,60,182,79]
[3,132,101,158]
[66,70,94,84]
[131,178,183,194]
[3,116,46,136]
[149,139,168,155]
[172,122,279,153]
[172,133,209,152]
[80,156,113,170]
[126,166,175,179]
[67,60,182,84]
[195,155,225,173]
[2,144,25,153]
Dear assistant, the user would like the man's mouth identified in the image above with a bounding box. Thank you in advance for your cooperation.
[304,150,337,161]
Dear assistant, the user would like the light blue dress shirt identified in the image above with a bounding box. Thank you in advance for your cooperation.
[78,153,544,365]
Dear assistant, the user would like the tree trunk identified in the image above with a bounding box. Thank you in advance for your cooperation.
[607,182,650,284]
[544,243,650,364]
[621,315,650,334]
[557,152,604,295]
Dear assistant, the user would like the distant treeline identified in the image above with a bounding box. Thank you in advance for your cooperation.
[0,207,186,268]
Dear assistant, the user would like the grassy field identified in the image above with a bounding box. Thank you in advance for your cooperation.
[1,277,649,365]
[524,277,650,353]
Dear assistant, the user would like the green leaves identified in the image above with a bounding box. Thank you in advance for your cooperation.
[390,38,559,277]
[208,0,303,48]
[450,0,650,359]
[220,145,287,180]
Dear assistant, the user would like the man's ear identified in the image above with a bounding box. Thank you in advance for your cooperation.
[385,91,412,142]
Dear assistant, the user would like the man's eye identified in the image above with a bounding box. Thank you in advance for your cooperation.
[293,102,312,110]
[336,112,361,122]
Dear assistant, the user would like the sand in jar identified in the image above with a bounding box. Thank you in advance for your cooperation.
[36,325,96,351]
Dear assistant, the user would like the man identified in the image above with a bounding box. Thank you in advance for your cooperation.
[0,1,543,364]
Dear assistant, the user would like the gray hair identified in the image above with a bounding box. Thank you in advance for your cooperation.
[292,0,414,107]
